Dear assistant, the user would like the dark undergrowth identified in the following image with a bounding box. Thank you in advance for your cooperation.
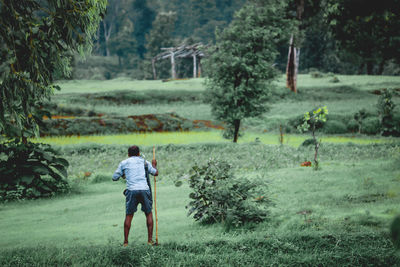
[0,232,398,266]
[54,90,204,105]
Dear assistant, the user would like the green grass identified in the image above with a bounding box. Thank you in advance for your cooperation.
[56,75,400,94]
[31,131,395,147]
[1,143,399,265]
[2,76,400,265]
[53,75,400,134]
[55,77,206,94]
[52,103,213,120]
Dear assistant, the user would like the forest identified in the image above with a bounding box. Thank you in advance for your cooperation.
[72,0,400,80]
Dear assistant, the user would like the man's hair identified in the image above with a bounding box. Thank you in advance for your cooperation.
[128,145,140,157]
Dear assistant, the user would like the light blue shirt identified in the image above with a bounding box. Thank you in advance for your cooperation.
[112,156,157,190]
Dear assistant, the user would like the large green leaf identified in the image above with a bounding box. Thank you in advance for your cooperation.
[51,164,67,178]
[48,168,63,181]
[20,175,35,184]
[32,164,50,175]
[53,158,69,167]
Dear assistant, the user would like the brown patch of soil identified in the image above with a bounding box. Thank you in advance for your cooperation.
[193,120,224,130]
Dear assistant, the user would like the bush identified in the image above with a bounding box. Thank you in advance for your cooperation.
[362,117,380,135]
[310,71,324,78]
[322,120,347,134]
[91,174,111,184]
[329,76,340,83]
[347,119,359,133]
[0,140,70,201]
[377,89,399,136]
[185,159,270,227]
[300,138,317,147]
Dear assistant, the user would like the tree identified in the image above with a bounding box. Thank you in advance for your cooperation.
[142,11,177,79]
[205,0,292,142]
[0,0,106,138]
[324,0,400,74]
[109,16,137,67]
[297,106,328,170]
[131,0,156,58]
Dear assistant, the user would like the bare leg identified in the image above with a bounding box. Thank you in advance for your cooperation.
[146,212,153,243]
[124,214,134,245]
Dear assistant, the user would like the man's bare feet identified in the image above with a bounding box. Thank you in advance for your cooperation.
[123,242,128,247]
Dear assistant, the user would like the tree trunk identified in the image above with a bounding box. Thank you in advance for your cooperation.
[198,58,202,78]
[152,59,157,80]
[358,62,365,74]
[102,20,112,57]
[193,54,197,78]
[286,35,297,93]
[366,61,374,75]
[170,52,176,79]
[233,119,241,143]
[295,47,300,79]
[377,59,386,75]
[312,125,319,170]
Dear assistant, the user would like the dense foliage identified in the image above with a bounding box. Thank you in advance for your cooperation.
[377,89,399,136]
[325,0,400,75]
[0,0,106,138]
[392,215,400,250]
[185,159,270,227]
[0,140,70,201]
[205,0,292,142]
[83,0,400,79]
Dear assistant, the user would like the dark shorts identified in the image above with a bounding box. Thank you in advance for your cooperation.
[125,189,152,215]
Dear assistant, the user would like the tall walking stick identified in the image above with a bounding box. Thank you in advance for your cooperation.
[153,146,159,245]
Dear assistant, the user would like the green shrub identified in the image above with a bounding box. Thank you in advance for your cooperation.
[91,174,111,184]
[347,119,359,133]
[300,138,317,147]
[322,120,347,134]
[0,140,70,201]
[310,71,324,78]
[377,89,399,136]
[186,159,270,227]
[363,117,380,135]
[41,114,197,136]
[329,76,340,83]
[391,215,400,250]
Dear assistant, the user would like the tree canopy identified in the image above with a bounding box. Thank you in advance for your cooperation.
[325,0,400,74]
[0,0,106,138]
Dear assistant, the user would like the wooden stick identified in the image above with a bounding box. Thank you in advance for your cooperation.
[153,146,158,244]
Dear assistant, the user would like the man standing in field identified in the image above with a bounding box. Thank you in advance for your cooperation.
[112,145,158,246]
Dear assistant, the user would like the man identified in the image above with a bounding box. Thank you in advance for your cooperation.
[112,145,158,246]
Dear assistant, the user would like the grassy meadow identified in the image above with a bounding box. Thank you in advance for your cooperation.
[1,74,400,266]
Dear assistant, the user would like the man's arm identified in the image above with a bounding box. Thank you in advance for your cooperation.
[148,160,158,176]
[112,162,124,181]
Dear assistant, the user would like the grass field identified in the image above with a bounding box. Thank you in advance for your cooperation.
[2,75,400,266]
[1,143,399,265]
[56,74,400,94]
[32,131,395,147]
[52,74,400,134]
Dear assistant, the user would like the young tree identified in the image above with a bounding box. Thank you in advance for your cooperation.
[0,0,106,139]
[205,0,292,142]
[297,106,328,170]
